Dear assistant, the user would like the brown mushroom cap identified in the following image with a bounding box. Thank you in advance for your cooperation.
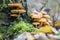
[31,13,43,19]
[8,3,23,8]
[31,16,42,19]
[11,10,26,13]
[30,10,43,19]
[33,18,41,21]
[39,18,47,22]
[32,22,40,25]
[40,11,47,15]
[43,15,50,18]
[10,14,18,17]
[44,21,49,25]
[30,13,34,16]
[39,18,49,25]
[47,19,52,24]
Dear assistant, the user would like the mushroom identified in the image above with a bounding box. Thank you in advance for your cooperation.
[30,10,43,19]
[31,16,42,19]
[11,9,26,13]
[39,18,47,22]
[31,13,43,19]
[10,14,18,17]
[33,18,41,22]
[43,15,50,18]
[32,22,40,28]
[44,21,49,25]
[39,18,49,25]
[8,3,23,8]
[40,11,47,15]
[30,13,34,17]
[47,19,52,23]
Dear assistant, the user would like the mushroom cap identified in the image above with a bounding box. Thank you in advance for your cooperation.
[31,16,41,19]
[39,18,49,25]
[47,19,52,23]
[30,13,34,16]
[11,9,26,13]
[32,22,40,25]
[8,3,23,8]
[39,18,47,22]
[34,18,41,21]
[10,14,18,17]
[43,15,50,18]
[44,22,49,25]
[40,11,47,15]
[30,12,43,19]
[30,10,43,19]
[32,10,39,13]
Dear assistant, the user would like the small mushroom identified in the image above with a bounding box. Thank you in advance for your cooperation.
[39,18,47,22]
[40,11,47,15]
[43,15,50,18]
[33,18,41,21]
[32,22,40,25]
[31,16,42,19]
[8,3,23,8]
[44,21,49,25]
[39,18,49,25]
[47,19,52,23]
[11,9,26,13]
[30,13,34,16]
[32,22,40,28]
[10,14,18,17]
[31,13,43,19]
[30,10,43,19]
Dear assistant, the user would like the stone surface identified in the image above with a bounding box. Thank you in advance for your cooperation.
[13,32,35,40]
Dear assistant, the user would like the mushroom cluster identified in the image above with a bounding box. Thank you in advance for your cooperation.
[30,10,52,28]
[8,3,26,17]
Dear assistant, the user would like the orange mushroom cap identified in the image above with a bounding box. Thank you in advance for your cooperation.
[8,3,23,8]
[44,22,49,25]
[40,11,47,15]
[47,19,52,23]
[43,15,50,18]
[10,14,18,17]
[11,10,26,13]
[32,22,40,25]
[33,18,41,21]
[39,18,47,22]
[31,16,42,19]
[30,13,34,16]
[30,10,43,19]
[31,12,43,19]
[41,21,49,25]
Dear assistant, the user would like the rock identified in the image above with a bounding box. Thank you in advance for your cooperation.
[13,32,35,40]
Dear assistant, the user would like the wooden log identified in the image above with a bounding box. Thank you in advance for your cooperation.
[11,10,26,13]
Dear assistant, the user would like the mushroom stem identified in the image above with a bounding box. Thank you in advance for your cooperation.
[36,24,37,28]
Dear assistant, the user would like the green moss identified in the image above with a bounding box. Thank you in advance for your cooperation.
[5,18,35,39]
